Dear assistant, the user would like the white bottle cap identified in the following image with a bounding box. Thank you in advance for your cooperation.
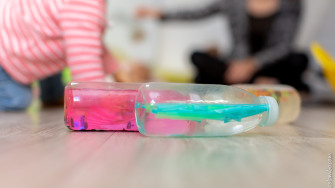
[259,96,279,127]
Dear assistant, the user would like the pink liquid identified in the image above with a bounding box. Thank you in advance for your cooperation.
[135,90,197,136]
[64,88,138,131]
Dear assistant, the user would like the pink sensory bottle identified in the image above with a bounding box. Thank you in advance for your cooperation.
[64,82,140,131]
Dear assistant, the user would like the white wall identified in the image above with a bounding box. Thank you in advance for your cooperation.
[105,0,160,64]
[294,0,335,50]
[312,0,335,55]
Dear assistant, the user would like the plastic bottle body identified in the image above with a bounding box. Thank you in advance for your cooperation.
[64,82,140,131]
[234,84,301,124]
[135,83,277,137]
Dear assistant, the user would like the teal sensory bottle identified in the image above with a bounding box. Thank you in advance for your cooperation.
[135,83,278,137]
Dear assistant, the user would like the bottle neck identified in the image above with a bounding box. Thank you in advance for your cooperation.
[258,96,279,127]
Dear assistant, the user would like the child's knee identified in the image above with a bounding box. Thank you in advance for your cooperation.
[12,90,32,110]
[3,85,32,111]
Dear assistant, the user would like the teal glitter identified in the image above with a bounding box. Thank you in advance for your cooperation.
[136,102,268,123]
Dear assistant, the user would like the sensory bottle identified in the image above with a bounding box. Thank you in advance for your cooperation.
[135,83,278,137]
[235,84,301,124]
[64,82,140,131]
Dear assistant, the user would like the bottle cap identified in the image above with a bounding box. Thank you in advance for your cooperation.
[259,96,279,127]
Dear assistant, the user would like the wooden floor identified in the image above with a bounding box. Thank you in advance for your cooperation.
[0,104,334,188]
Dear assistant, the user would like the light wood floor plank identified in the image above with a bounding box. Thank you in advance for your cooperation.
[0,105,334,188]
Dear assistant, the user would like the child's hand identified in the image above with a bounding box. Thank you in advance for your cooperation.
[103,49,119,74]
[114,63,150,83]
[135,6,162,19]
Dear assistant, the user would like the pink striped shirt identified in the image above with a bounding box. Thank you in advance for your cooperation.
[0,0,115,84]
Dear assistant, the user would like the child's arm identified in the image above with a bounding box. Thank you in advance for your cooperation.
[59,0,107,81]
[102,48,119,75]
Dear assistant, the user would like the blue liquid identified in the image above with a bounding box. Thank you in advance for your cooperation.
[136,102,268,123]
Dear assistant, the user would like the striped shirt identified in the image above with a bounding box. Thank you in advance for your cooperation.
[0,0,115,84]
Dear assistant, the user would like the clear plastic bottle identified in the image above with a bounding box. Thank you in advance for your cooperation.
[64,82,140,131]
[234,84,301,124]
[135,83,278,137]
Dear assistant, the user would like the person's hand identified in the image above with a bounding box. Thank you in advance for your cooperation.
[103,50,119,74]
[206,45,220,57]
[225,58,258,84]
[135,6,162,19]
[114,63,150,83]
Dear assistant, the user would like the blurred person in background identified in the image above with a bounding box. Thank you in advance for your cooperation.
[137,0,309,92]
[0,0,147,111]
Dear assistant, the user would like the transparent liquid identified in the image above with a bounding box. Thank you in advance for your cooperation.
[135,102,265,137]
[235,84,301,124]
[65,88,138,131]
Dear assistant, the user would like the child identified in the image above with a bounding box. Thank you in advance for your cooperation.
[0,0,118,110]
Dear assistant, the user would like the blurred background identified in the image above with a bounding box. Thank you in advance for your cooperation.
[104,0,335,101]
